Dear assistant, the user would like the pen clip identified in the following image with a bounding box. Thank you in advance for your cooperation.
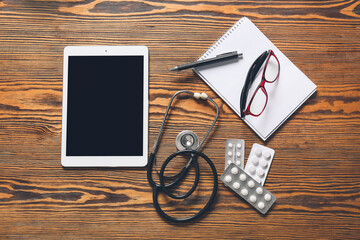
[216,51,238,57]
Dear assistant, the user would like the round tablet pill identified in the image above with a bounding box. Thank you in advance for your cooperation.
[248,180,255,188]
[235,160,241,166]
[227,160,232,165]
[224,175,232,183]
[256,187,263,195]
[251,156,259,166]
[233,182,240,189]
[257,168,265,178]
[258,202,265,209]
[249,195,257,203]
[228,151,233,157]
[248,165,256,175]
[228,142,233,148]
[255,148,262,157]
[231,167,238,175]
[260,159,268,169]
[239,174,246,181]
[236,151,241,157]
[264,193,272,201]
[236,143,242,149]
[263,151,271,160]
[241,188,248,196]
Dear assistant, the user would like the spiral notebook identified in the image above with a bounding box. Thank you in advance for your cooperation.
[193,17,317,141]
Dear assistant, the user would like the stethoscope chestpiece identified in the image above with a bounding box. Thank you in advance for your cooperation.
[175,130,199,151]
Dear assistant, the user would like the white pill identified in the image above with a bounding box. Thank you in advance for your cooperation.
[241,188,248,196]
[248,180,255,188]
[228,151,233,157]
[255,148,262,157]
[227,160,232,165]
[260,159,268,169]
[264,193,272,201]
[224,175,232,183]
[258,202,265,209]
[249,195,257,203]
[248,165,256,175]
[257,168,265,178]
[251,156,259,166]
[239,174,246,181]
[235,160,241,166]
[231,167,238,175]
[233,182,240,189]
[236,143,242,149]
[236,151,241,157]
[263,151,271,160]
[228,142,233,148]
[256,187,263,195]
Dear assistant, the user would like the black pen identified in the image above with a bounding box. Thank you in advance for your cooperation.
[170,51,243,71]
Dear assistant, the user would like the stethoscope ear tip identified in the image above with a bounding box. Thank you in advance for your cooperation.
[193,92,208,100]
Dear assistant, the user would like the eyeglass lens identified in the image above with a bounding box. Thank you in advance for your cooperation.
[264,54,279,82]
[249,88,267,115]
[248,52,279,115]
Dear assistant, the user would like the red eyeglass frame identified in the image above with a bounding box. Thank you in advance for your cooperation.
[244,50,280,117]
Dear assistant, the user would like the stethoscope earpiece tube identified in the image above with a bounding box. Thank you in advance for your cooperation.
[147,90,220,223]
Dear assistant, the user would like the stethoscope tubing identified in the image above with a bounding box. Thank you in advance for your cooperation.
[159,154,200,199]
[152,150,218,223]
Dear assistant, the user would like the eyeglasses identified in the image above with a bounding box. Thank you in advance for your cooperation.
[240,50,280,118]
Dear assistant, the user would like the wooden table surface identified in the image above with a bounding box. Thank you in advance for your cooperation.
[1,0,359,239]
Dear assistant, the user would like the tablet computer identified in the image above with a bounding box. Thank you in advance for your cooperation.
[61,46,148,167]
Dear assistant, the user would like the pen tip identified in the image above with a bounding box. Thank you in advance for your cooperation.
[170,66,178,71]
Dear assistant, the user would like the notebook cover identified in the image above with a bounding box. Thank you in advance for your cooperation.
[193,17,317,141]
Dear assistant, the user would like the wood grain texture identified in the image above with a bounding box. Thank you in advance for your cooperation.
[0,0,359,239]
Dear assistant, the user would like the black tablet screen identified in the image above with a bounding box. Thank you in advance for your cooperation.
[66,56,144,156]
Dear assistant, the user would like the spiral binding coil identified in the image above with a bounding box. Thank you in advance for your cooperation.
[199,17,246,61]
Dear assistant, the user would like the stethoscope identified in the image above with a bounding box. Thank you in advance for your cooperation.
[147,90,220,223]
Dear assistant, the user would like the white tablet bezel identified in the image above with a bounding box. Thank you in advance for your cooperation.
[61,46,148,167]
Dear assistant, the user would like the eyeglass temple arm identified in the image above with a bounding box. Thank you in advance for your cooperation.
[240,51,269,118]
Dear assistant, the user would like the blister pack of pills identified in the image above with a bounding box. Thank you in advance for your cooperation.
[244,143,275,186]
[221,163,276,214]
[225,139,245,170]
